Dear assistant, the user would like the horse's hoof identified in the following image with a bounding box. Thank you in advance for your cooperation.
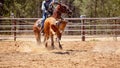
[37,42,41,45]
[51,46,55,50]
[47,46,54,50]
[45,45,47,48]
[60,47,62,50]
[59,45,63,50]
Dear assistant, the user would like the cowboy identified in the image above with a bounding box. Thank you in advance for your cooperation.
[39,0,55,31]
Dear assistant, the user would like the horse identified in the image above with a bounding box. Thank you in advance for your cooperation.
[33,3,72,49]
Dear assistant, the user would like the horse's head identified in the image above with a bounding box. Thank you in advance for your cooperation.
[56,3,72,16]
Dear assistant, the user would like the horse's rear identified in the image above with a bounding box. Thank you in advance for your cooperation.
[44,17,63,49]
[33,19,42,44]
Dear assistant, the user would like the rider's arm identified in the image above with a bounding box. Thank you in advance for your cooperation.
[50,0,59,5]
[49,0,54,6]
[50,0,58,8]
[51,0,55,3]
[41,1,48,12]
[41,1,45,11]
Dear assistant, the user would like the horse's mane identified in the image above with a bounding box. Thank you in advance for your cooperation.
[51,3,70,19]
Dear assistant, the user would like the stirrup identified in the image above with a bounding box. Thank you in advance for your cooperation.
[36,20,42,27]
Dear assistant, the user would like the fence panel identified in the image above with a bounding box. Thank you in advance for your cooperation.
[0,18,120,41]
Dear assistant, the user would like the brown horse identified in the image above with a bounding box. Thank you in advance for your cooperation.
[33,19,67,45]
[33,3,71,49]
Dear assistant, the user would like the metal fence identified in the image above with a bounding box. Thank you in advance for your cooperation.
[0,18,120,41]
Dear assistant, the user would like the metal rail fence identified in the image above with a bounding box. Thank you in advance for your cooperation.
[0,18,120,41]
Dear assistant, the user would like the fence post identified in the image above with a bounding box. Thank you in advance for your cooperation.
[13,20,16,41]
[11,13,16,41]
[80,15,86,41]
[114,19,117,41]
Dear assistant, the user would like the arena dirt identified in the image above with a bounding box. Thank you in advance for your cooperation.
[0,41,120,68]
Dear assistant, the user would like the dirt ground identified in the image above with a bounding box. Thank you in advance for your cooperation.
[0,40,120,68]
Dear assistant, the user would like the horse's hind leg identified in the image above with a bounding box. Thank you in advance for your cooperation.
[51,24,62,49]
[59,41,62,49]
[33,26,41,45]
[44,35,49,48]
[36,31,41,45]
[57,38,62,49]
[51,35,55,49]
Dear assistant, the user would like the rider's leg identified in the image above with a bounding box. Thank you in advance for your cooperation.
[41,12,48,32]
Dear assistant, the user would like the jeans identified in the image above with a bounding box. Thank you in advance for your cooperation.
[41,11,48,29]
